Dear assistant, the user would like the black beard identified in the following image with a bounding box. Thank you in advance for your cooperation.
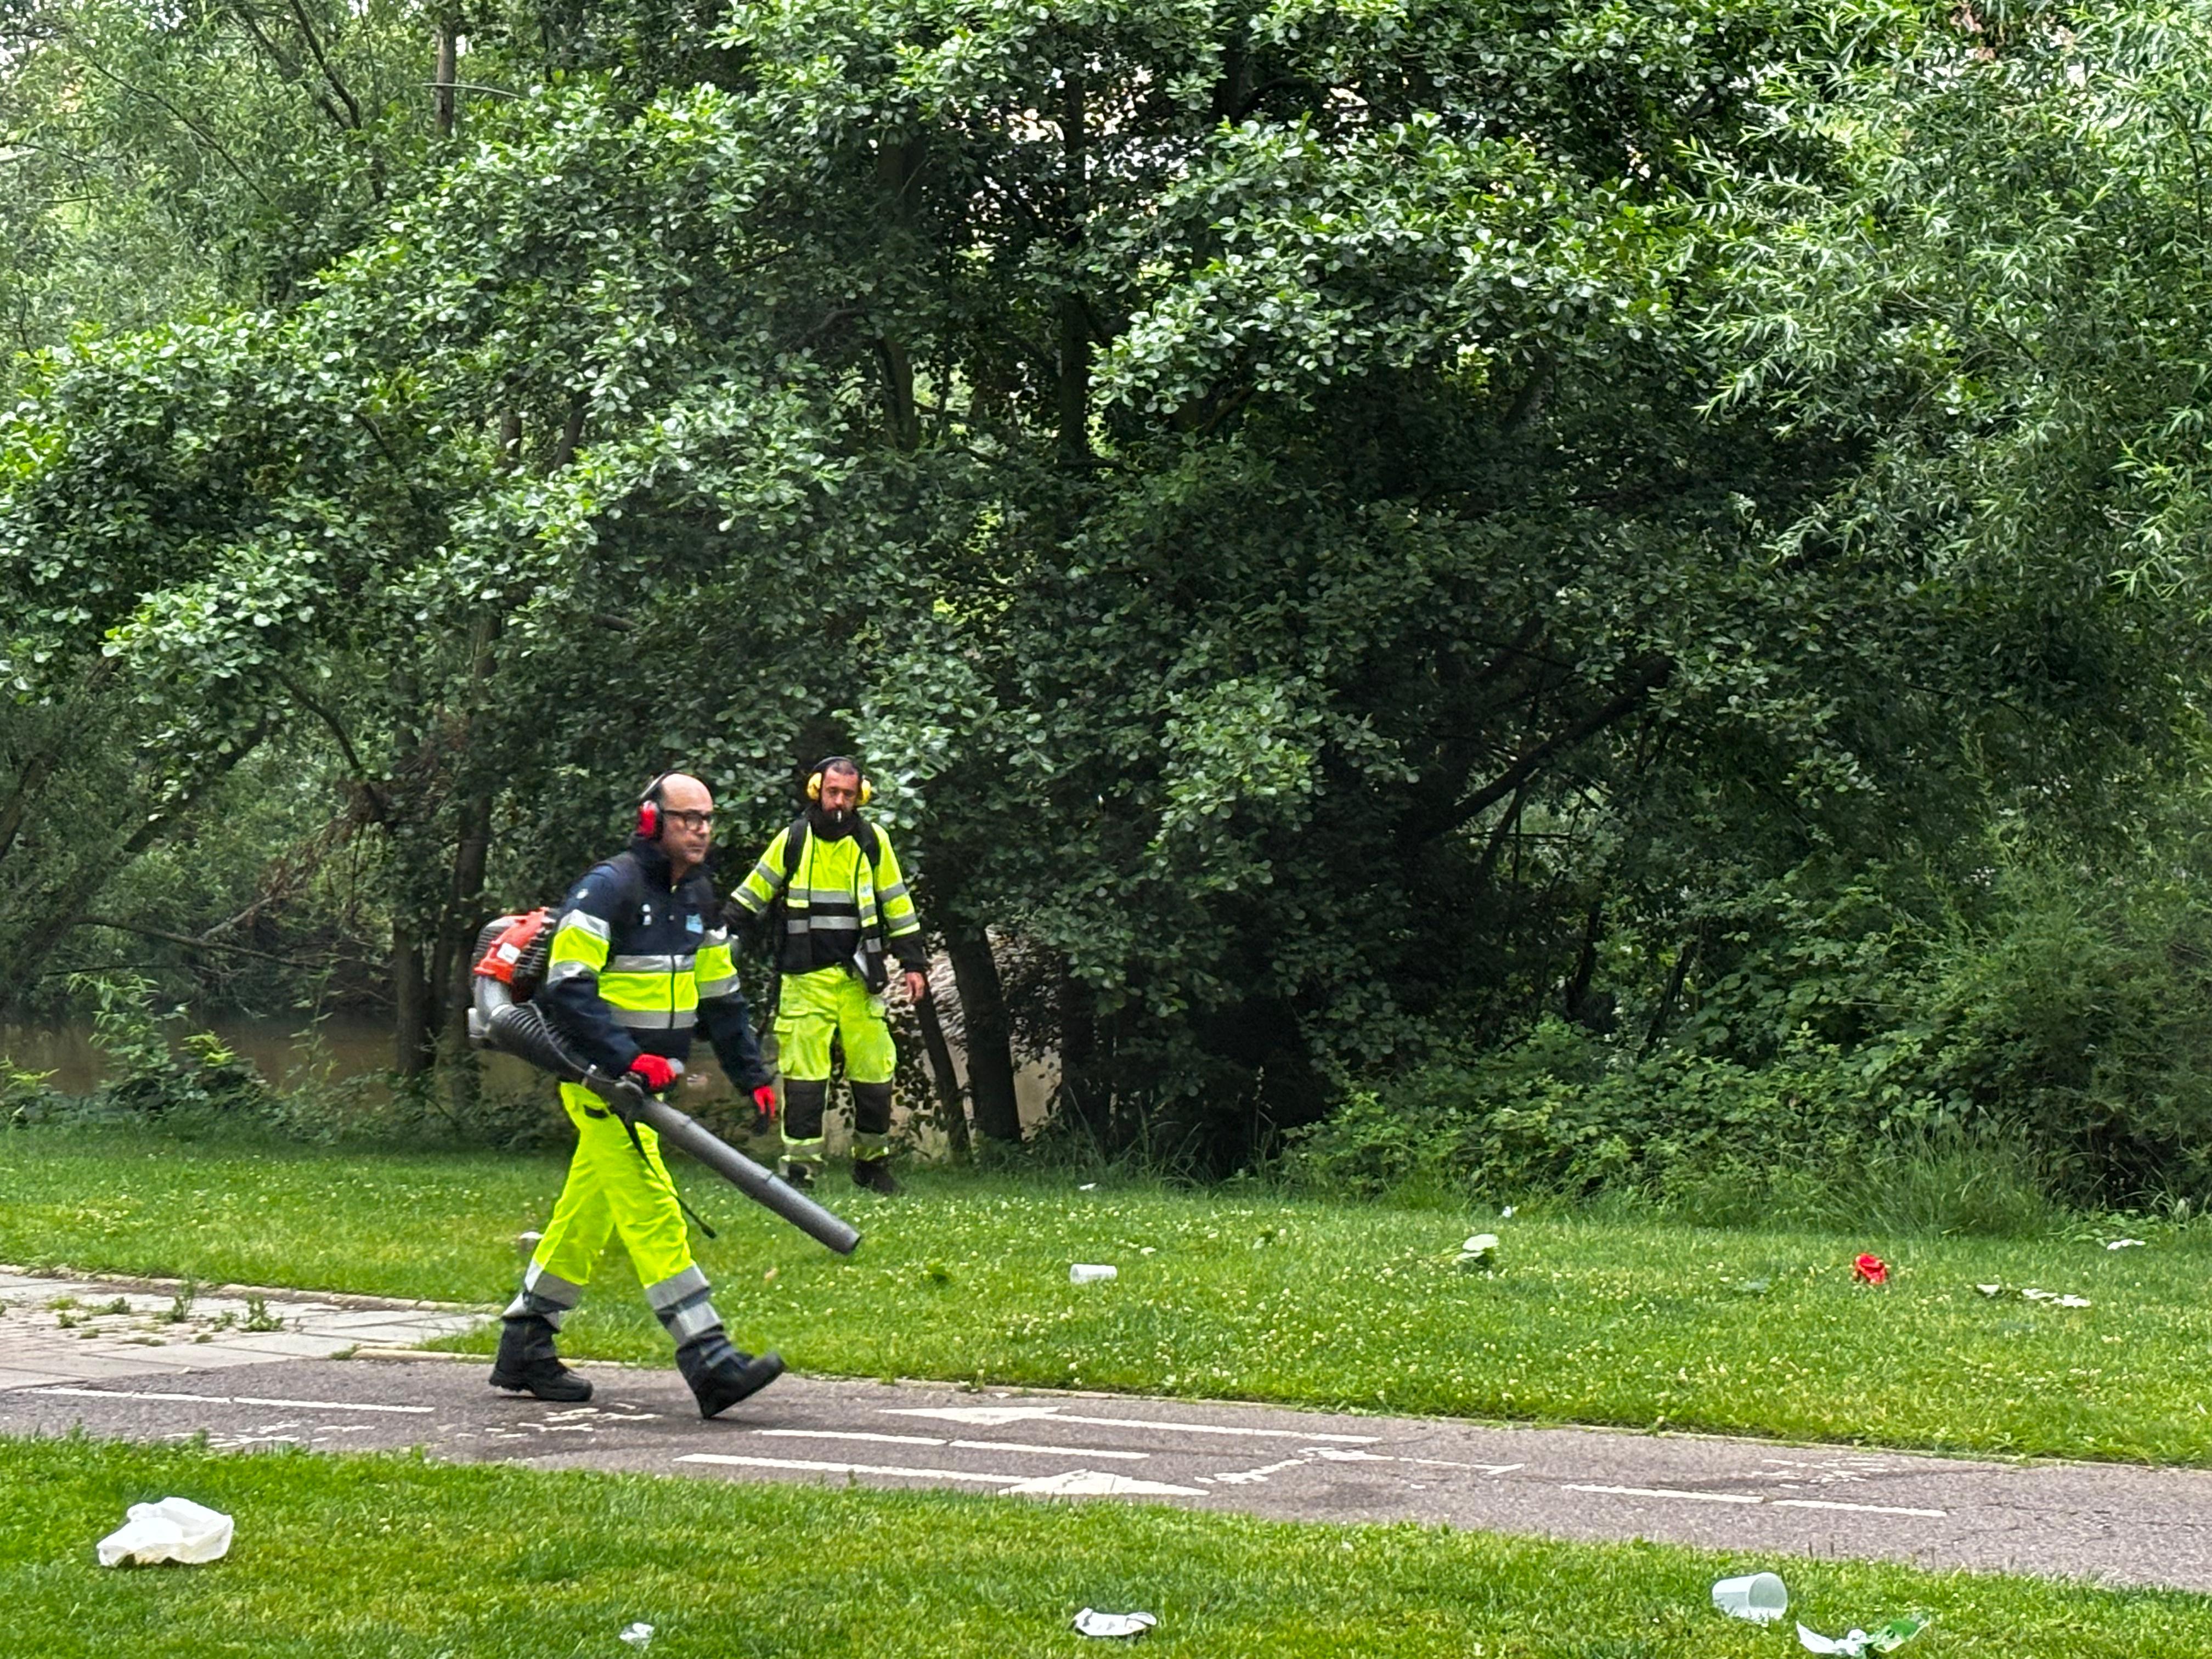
[807,803,856,839]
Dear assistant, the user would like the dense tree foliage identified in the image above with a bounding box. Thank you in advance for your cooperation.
[6,0,2211,1184]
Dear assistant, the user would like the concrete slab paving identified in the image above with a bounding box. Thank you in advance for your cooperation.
[0,1268,485,1386]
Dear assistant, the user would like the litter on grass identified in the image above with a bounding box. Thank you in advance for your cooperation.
[1797,1616,1927,1656]
[1073,1609,1158,1639]
[1975,1284,2002,1296]
[1711,1572,1788,1624]
[618,1623,654,1649]
[96,1497,233,1567]
[1070,1264,1118,1284]
[2106,1238,2147,1250]
[2021,1288,2092,1307]
[1852,1254,1889,1285]
[1456,1234,1500,1271]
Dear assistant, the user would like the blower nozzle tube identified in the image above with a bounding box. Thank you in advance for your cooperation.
[477,994,861,1256]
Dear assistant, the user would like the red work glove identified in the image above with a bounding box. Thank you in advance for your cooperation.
[627,1053,678,1093]
[751,1085,779,1120]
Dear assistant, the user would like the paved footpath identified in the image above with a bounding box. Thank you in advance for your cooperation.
[5,1268,2211,1592]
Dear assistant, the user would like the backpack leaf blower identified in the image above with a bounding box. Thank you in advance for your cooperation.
[467,912,861,1256]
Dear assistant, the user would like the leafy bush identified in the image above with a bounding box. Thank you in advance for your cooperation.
[65,974,272,1120]
[1286,1020,1893,1204]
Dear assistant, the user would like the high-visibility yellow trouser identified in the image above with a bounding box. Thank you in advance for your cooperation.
[528,1082,695,1294]
[774,966,895,1084]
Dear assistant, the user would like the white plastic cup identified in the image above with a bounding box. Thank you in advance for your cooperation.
[1710,1572,1788,1624]
[1069,1263,1118,1284]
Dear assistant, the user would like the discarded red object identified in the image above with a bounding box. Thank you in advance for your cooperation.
[1853,1253,1889,1286]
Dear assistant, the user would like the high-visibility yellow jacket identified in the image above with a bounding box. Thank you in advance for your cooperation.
[539,838,767,1084]
[727,815,924,985]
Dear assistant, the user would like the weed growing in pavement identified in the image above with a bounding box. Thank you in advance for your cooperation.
[242,1294,283,1333]
[157,1282,196,1324]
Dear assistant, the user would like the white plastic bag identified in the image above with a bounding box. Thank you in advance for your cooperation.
[97,1497,234,1567]
[1073,1608,1156,1638]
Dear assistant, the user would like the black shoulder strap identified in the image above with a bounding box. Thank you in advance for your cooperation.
[855,820,880,870]
[781,816,809,883]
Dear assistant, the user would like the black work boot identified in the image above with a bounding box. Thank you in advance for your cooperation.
[852,1156,902,1196]
[489,1313,592,1402]
[781,1161,814,1191]
[676,1340,786,1419]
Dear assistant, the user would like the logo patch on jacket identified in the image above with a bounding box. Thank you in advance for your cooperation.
[686,913,703,935]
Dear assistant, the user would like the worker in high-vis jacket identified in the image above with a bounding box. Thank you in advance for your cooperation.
[727,757,928,1195]
[494,770,786,1417]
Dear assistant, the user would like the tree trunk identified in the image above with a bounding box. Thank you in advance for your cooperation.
[1057,970,1107,1142]
[914,985,972,1163]
[945,925,1020,1142]
[433,18,458,138]
[1056,76,1089,459]
[393,927,435,1076]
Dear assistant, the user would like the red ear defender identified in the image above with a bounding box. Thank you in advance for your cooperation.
[636,772,671,839]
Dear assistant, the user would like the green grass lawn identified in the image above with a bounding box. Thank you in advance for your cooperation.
[6,1434,2212,1657]
[5,1124,2211,1463]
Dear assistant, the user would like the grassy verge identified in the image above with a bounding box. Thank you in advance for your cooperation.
[7,1435,2212,1657]
[6,1124,2211,1462]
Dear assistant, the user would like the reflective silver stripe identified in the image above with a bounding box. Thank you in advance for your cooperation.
[751,859,781,884]
[729,887,766,916]
[644,1266,711,1308]
[668,1301,720,1342]
[544,958,594,985]
[887,918,922,936]
[696,974,740,999]
[611,1006,698,1030]
[698,928,730,949]
[502,1294,567,1328]
[804,887,856,905]
[521,1263,584,1307]
[877,881,910,902]
[556,909,611,941]
[608,952,696,974]
[785,918,810,934]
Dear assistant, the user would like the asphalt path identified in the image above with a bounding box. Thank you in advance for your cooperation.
[5,1269,2212,1591]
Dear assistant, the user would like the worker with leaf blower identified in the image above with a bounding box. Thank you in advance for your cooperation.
[493,770,785,1417]
[727,757,928,1194]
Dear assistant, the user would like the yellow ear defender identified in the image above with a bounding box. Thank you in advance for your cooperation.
[805,757,873,806]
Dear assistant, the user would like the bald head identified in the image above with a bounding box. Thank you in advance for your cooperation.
[648,772,715,877]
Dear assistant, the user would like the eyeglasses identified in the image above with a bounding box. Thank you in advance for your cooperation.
[663,809,715,831]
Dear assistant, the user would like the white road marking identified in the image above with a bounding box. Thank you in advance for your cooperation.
[1566,1483,1946,1518]
[1404,1457,1524,1474]
[678,1453,1027,1484]
[756,1428,1147,1461]
[32,1386,431,1414]
[1212,1457,1311,1486]
[1001,1470,1207,1498]
[884,1405,1378,1444]
[1304,1447,1522,1474]
[1773,1498,1948,1517]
